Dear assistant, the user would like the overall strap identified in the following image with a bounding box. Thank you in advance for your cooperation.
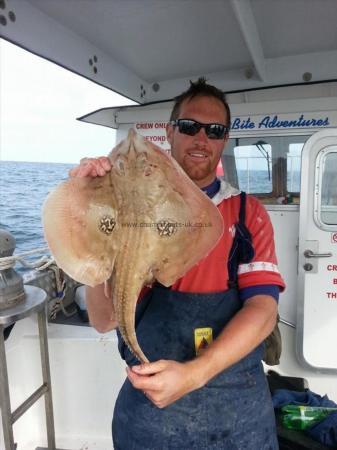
[239,189,247,223]
[227,192,255,289]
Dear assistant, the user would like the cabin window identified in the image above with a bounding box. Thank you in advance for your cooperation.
[287,144,301,193]
[318,149,337,226]
[234,143,272,194]
[223,135,310,203]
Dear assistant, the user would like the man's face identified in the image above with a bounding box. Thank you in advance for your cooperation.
[166,95,228,188]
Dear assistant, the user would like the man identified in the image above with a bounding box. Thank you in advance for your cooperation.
[70,78,285,449]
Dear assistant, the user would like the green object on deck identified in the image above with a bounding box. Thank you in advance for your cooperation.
[281,405,337,430]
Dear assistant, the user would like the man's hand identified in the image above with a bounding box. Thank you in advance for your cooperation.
[127,295,277,409]
[126,360,202,408]
[69,156,111,177]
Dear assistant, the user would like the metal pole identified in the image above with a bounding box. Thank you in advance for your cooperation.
[12,384,48,423]
[0,327,15,450]
[37,308,56,449]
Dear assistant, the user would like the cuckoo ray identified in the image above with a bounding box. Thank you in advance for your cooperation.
[43,130,224,362]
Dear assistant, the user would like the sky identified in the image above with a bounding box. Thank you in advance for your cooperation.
[0,39,136,164]
[0,38,305,172]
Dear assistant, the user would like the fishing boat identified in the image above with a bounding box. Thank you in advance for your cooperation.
[1,1,337,449]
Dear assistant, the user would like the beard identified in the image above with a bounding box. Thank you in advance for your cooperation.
[180,159,215,182]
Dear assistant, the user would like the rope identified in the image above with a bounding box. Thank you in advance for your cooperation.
[1,291,26,307]
[0,246,51,270]
[0,245,77,319]
[48,264,76,319]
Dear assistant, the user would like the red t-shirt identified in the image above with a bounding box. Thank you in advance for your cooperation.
[140,182,285,298]
[171,193,285,292]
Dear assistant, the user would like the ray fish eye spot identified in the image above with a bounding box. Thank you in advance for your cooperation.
[136,152,148,164]
[144,166,152,176]
[99,215,116,235]
[156,219,177,237]
[135,152,153,177]
[115,156,128,175]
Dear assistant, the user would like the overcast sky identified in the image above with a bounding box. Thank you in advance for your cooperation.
[0,39,136,164]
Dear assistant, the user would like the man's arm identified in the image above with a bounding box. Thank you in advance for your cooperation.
[85,284,118,332]
[190,294,277,382]
[126,294,277,408]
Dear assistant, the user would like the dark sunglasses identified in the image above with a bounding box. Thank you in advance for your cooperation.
[170,119,229,140]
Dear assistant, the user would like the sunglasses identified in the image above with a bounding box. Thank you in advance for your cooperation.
[170,119,229,140]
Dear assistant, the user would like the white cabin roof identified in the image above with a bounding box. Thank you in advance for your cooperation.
[1,0,337,104]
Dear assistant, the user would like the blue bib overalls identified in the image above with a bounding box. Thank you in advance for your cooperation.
[112,193,278,450]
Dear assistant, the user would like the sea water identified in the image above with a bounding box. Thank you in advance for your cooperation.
[0,161,74,271]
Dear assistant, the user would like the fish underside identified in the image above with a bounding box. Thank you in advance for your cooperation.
[43,129,224,362]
